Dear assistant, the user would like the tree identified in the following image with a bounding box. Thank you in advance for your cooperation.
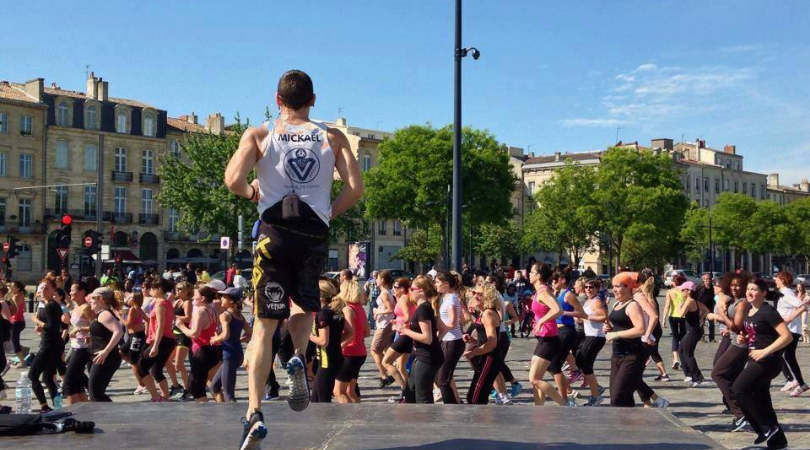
[329,179,367,245]
[364,125,517,267]
[594,147,689,269]
[787,197,810,258]
[679,204,710,266]
[746,200,798,257]
[392,225,442,270]
[522,161,600,267]
[157,118,258,254]
[476,222,521,265]
[712,193,759,267]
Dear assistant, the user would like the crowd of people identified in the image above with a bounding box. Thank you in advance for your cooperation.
[2,263,806,448]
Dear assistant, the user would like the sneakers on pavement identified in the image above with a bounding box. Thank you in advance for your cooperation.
[285,355,310,412]
[780,380,798,392]
[133,385,148,395]
[583,395,603,406]
[653,374,671,382]
[789,384,809,397]
[239,410,267,450]
[731,416,748,432]
[510,382,523,398]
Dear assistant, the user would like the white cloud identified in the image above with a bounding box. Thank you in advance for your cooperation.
[634,63,658,72]
[719,44,761,54]
[560,118,626,128]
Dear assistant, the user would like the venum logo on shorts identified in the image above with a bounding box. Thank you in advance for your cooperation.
[264,282,286,303]
[284,148,320,184]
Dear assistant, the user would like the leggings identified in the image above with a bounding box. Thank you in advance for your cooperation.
[211,353,244,402]
[29,345,63,405]
[467,353,503,404]
[710,344,747,420]
[435,339,465,404]
[609,352,644,407]
[11,321,25,353]
[635,346,655,403]
[310,360,341,403]
[266,327,282,391]
[407,359,440,404]
[0,344,6,390]
[713,335,731,366]
[669,317,686,352]
[63,347,91,396]
[138,338,177,383]
[497,332,515,383]
[781,333,804,386]
[575,336,605,376]
[732,356,783,435]
[189,345,222,399]
[89,350,121,401]
[679,329,704,382]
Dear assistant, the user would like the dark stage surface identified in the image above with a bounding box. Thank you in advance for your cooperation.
[9,402,724,449]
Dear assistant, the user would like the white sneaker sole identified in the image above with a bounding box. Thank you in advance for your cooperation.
[239,421,267,450]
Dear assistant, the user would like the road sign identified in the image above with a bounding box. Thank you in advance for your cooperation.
[220,236,231,250]
[57,248,69,261]
[2,242,8,252]
[84,236,93,248]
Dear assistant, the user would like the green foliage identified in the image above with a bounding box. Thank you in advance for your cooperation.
[329,179,367,244]
[393,225,442,265]
[787,197,810,256]
[522,161,599,267]
[476,222,522,262]
[745,200,798,255]
[711,193,759,258]
[594,147,689,267]
[156,117,257,241]
[680,205,710,265]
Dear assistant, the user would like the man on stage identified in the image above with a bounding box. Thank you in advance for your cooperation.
[225,70,363,450]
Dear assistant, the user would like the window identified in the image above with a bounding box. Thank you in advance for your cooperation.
[0,198,5,224]
[84,185,97,217]
[703,199,709,207]
[54,185,68,214]
[117,112,127,133]
[0,152,6,176]
[750,183,756,198]
[715,178,720,194]
[20,115,32,136]
[734,162,740,171]
[0,112,7,133]
[86,106,97,130]
[760,185,766,199]
[18,198,31,227]
[362,154,371,172]
[724,179,729,191]
[528,181,536,195]
[84,144,98,171]
[114,187,126,214]
[17,245,32,272]
[378,220,387,236]
[19,154,32,178]
[742,182,747,195]
[703,177,709,192]
[393,220,402,236]
[694,176,700,192]
[57,102,69,126]
[142,150,153,175]
[141,189,153,214]
[169,208,179,232]
[114,147,127,172]
[170,140,180,158]
[144,114,155,137]
[55,140,69,169]
[734,181,738,193]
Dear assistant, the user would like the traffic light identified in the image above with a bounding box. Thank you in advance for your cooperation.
[7,236,21,259]
[56,214,73,248]
[83,229,103,255]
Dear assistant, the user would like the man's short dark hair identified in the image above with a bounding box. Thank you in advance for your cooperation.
[340,269,353,280]
[278,70,314,110]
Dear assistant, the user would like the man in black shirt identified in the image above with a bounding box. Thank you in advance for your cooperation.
[696,273,716,342]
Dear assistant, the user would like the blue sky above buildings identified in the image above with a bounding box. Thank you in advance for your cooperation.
[3,0,808,183]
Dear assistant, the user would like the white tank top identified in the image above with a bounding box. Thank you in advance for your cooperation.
[257,118,335,225]
[583,298,605,337]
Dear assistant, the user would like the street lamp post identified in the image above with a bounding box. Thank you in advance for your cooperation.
[452,0,479,271]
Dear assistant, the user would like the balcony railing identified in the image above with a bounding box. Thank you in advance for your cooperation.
[112,171,133,182]
[103,211,133,224]
[0,221,46,235]
[162,230,219,243]
[139,173,160,184]
[44,208,99,221]
[139,213,160,225]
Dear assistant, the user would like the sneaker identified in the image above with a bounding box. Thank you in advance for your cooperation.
[494,394,513,405]
[780,380,798,392]
[133,385,148,395]
[684,377,692,383]
[789,384,809,397]
[691,381,704,388]
[285,355,310,412]
[569,370,584,384]
[510,382,523,398]
[0,363,9,378]
[379,376,395,388]
[654,374,671,382]
[489,389,498,399]
[583,395,603,406]
[762,426,780,444]
[597,385,606,397]
[263,387,280,401]
[754,433,767,445]
[151,396,165,403]
[179,390,192,402]
[388,396,404,403]
[169,384,184,397]
[40,405,53,413]
[565,397,577,407]
[731,417,748,432]
[672,361,680,371]
[561,362,571,372]
[239,410,267,450]
[652,396,670,408]
[766,427,788,449]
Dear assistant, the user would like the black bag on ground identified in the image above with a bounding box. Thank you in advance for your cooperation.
[0,413,44,436]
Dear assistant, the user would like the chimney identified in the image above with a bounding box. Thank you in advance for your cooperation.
[769,173,780,188]
[651,138,673,151]
[98,80,109,102]
[554,151,561,162]
[206,113,224,134]
[24,78,44,102]
[335,117,347,127]
[801,178,809,192]
[86,72,98,100]
[724,144,736,154]
[699,139,706,149]
[187,112,197,124]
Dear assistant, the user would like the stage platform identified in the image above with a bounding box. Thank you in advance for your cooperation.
[9,402,724,449]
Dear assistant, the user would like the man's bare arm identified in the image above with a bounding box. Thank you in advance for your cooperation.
[329,127,363,218]
[225,126,267,201]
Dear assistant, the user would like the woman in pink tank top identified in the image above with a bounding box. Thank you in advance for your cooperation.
[527,263,567,406]
[9,281,29,367]
[175,286,222,403]
[335,281,367,403]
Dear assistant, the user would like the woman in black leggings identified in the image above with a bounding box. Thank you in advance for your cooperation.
[28,279,64,412]
[175,286,221,402]
[308,280,344,403]
[605,272,646,407]
[677,282,708,386]
[663,274,687,370]
[463,282,502,405]
[732,280,793,449]
[87,287,124,401]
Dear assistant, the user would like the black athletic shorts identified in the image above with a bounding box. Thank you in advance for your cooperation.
[533,336,561,361]
[549,325,577,374]
[390,334,414,354]
[173,330,192,349]
[253,220,328,320]
[336,355,366,382]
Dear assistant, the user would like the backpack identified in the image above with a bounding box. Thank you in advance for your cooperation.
[0,414,44,436]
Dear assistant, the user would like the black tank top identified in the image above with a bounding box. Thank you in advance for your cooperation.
[684,307,701,332]
[90,310,119,353]
[609,300,642,355]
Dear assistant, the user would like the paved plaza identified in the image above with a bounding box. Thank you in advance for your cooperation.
[4,299,809,450]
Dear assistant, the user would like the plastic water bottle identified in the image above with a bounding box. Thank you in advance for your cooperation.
[54,393,63,410]
[15,372,32,414]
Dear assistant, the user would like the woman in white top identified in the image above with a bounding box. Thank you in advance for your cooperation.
[774,272,808,397]
[796,282,809,345]
[434,271,464,404]
[576,278,608,406]
[370,270,396,388]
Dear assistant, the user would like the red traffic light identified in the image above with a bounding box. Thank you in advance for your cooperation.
[61,214,73,227]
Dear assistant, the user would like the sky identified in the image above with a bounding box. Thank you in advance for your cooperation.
[2,0,809,184]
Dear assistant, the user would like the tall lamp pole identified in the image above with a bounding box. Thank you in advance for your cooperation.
[452,0,479,271]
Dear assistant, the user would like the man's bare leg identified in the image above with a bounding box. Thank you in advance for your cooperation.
[287,303,313,356]
[247,317,280,419]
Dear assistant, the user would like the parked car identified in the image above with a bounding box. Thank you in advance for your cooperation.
[752,272,778,300]
[210,269,252,283]
[664,269,701,287]
[795,274,810,288]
